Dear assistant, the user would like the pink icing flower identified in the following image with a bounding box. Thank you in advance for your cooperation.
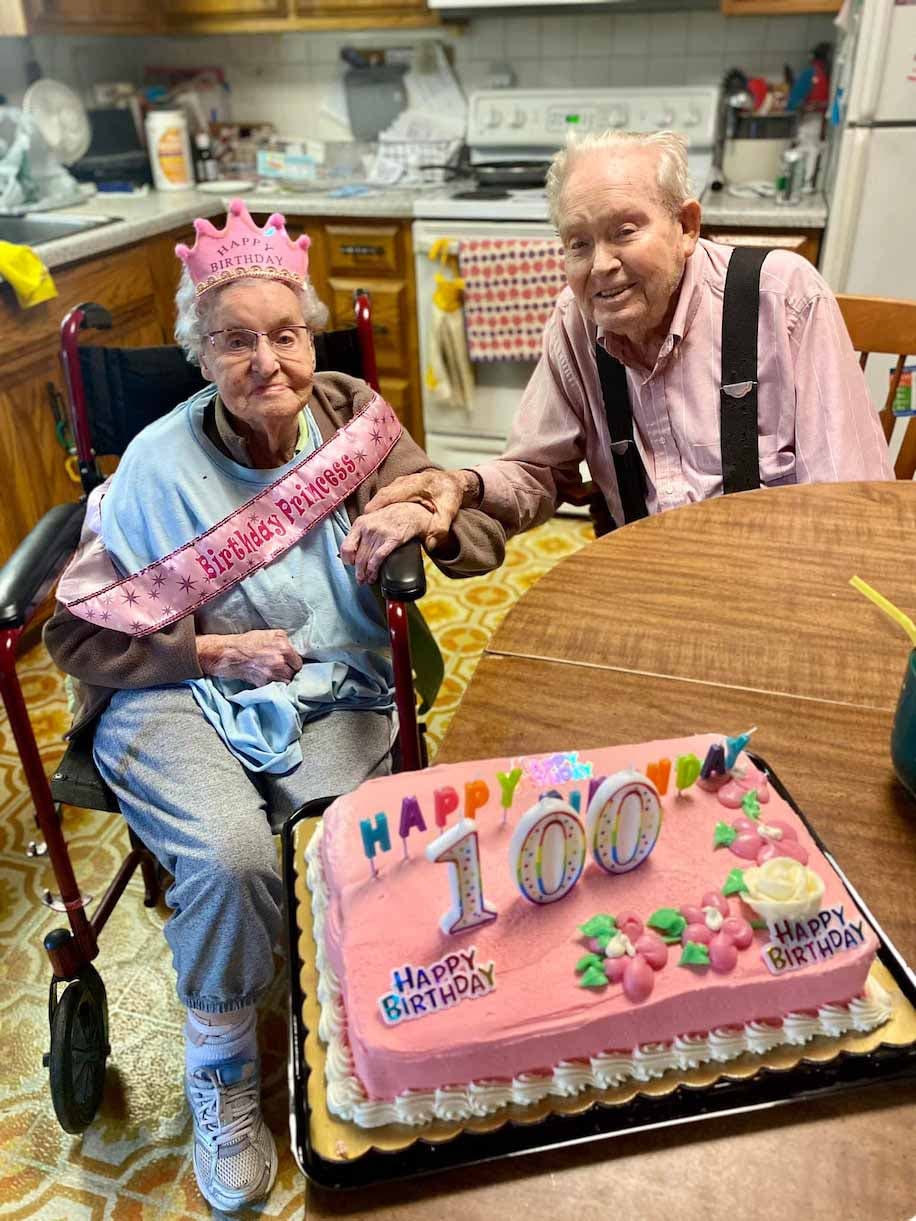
[717,763,770,809]
[725,815,809,867]
[679,890,754,973]
[592,913,669,1003]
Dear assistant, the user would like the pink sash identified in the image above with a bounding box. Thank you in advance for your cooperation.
[62,394,401,637]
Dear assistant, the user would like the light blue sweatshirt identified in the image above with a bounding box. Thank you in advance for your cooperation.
[99,385,393,773]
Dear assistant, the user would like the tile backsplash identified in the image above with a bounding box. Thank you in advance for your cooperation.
[0,8,836,139]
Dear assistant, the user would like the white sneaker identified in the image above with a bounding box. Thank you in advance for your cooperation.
[186,1058,278,1213]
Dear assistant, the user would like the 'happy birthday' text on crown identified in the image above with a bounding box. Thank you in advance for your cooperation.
[175,199,311,296]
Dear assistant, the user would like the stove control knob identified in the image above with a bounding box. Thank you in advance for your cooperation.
[485,107,503,130]
[683,105,703,128]
[607,105,629,129]
[509,109,527,129]
[655,106,676,128]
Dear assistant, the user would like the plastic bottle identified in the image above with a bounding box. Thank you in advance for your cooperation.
[145,109,194,191]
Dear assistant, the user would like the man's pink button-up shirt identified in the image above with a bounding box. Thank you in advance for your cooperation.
[475,239,893,534]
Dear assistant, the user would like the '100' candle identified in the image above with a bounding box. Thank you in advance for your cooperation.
[426,769,662,932]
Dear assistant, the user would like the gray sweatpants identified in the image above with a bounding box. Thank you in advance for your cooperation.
[93,684,395,1013]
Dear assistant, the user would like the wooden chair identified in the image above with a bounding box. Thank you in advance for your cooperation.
[836,294,916,480]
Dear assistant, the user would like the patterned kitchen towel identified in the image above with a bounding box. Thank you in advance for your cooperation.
[458,238,566,362]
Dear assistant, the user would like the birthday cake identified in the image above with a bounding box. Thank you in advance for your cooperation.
[304,732,893,1128]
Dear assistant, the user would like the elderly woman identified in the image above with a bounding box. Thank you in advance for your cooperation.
[44,200,504,1213]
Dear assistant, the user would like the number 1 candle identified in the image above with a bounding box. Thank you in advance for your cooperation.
[426,820,497,935]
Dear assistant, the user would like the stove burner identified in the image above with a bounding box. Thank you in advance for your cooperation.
[452,188,511,201]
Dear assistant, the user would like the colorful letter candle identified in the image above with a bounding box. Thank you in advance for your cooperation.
[464,779,490,821]
[359,812,391,879]
[674,753,702,795]
[510,796,586,904]
[426,820,497,934]
[434,785,459,828]
[496,767,523,826]
[398,795,427,859]
[645,757,671,796]
[724,726,757,771]
[585,770,662,873]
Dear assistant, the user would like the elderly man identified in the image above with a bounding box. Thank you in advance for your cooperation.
[358,130,892,550]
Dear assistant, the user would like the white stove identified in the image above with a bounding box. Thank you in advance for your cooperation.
[412,85,721,482]
[414,85,720,222]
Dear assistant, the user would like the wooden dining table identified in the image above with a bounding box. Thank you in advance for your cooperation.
[306,482,916,1221]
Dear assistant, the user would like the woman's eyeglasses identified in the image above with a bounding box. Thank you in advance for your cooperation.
[205,325,313,359]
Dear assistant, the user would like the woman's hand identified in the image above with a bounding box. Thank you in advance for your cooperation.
[340,502,434,585]
[362,469,477,550]
[197,629,303,685]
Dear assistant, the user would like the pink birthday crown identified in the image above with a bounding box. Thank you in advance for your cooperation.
[175,198,311,296]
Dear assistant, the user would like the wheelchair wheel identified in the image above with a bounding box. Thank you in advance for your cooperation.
[47,966,109,1134]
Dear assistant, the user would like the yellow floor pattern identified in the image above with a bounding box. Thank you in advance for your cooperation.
[0,516,591,1219]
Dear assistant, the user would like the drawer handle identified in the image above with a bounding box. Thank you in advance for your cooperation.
[340,243,386,257]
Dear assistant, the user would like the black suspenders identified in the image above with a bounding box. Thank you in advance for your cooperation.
[595,245,771,528]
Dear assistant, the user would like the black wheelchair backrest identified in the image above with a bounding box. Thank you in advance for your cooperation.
[76,326,366,459]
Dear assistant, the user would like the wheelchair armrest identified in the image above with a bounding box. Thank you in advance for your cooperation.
[0,501,86,628]
[380,540,426,603]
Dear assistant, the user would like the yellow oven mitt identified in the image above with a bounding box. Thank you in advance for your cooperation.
[0,240,58,308]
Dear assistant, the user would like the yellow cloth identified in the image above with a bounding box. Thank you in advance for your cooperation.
[0,240,58,309]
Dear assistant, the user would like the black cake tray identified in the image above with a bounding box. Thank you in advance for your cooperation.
[282,755,916,1190]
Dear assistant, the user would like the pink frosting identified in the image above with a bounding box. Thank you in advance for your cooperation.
[317,734,877,1101]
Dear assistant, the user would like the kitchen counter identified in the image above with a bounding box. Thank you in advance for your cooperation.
[2,184,419,282]
[701,188,828,229]
[3,183,829,288]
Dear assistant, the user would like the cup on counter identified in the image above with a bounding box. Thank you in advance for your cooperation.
[891,649,916,799]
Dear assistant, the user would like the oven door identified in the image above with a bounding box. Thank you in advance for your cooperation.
[413,218,589,514]
[413,218,554,458]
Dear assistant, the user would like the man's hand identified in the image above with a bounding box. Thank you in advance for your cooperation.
[197,629,303,685]
[362,469,477,551]
[340,502,434,585]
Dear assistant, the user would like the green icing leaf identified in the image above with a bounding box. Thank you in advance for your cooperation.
[750,919,768,930]
[713,821,738,849]
[722,867,749,896]
[579,964,609,989]
[741,790,761,820]
[579,914,617,939]
[575,953,605,975]
[679,941,712,967]
[647,907,687,940]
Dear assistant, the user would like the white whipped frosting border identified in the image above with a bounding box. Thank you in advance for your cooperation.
[304,821,894,1130]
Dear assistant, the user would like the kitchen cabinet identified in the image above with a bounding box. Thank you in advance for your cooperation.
[721,0,840,13]
[291,217,424,446]
[0,235,185,565]
[702,226,822,266]
[22,0,157,32]
[12,0,440,33]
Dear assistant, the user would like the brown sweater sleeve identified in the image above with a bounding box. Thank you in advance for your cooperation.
[43,602,203,689]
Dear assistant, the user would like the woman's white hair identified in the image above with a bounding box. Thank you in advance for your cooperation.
[174,267,330,364]
[545,130,692,229]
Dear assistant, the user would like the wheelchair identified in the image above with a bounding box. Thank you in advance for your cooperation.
[0,292,432,1134]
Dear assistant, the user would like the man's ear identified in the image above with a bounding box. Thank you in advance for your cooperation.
[679,198,702,256]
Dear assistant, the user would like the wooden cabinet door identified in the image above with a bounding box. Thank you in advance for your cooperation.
[702,228,822,266]
[721,0,839,13]
[329,277,409,373]
[25,0,157,29]
[295,0,426,13]
[163,0,288,22]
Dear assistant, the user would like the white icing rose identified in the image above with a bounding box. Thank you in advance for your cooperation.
[741,856,826,924]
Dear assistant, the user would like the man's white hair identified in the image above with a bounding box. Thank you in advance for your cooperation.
[174,267,330,364]
[545,130,692,229]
